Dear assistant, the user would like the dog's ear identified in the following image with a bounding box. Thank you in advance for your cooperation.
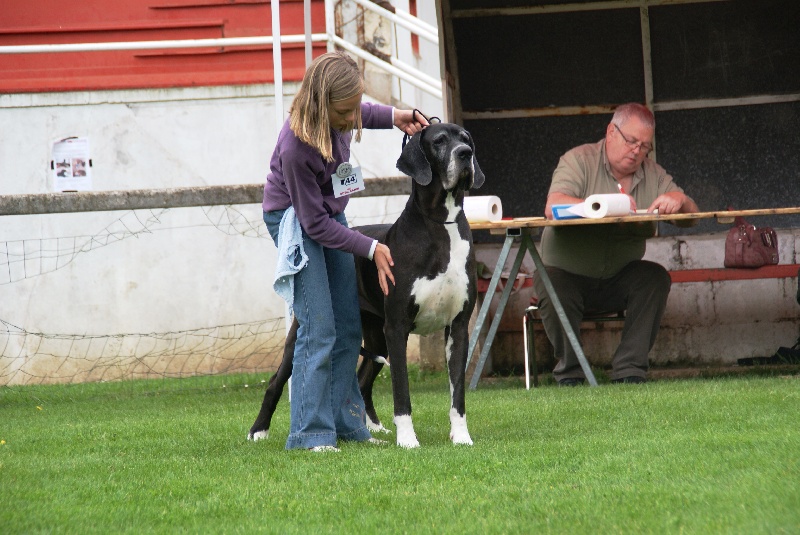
[396,130,433,186]
[467,131,485,189]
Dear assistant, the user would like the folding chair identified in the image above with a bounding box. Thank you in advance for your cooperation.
[523,301,625,389]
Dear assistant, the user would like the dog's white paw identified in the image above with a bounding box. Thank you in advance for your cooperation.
[449,409,473,446]
[394,415,420,448]
[367,416,392,434]
[398,436,421,449]
[248,429,269,442]
[450,430,473,446]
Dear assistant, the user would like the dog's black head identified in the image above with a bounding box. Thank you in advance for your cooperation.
[396,123,485,192]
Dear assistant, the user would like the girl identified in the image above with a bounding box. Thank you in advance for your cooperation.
[262,51,428,451]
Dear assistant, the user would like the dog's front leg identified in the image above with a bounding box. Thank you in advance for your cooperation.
[445,317,473,446]
[385,320,419,448]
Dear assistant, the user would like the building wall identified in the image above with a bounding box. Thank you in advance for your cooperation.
[5,1,796,385]
[443,0,800,232]
[432,0,800,376]
[1,1,445,385]
[0,84,422,385]
[0,0,327,93]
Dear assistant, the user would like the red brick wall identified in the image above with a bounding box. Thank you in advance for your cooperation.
[0,0,326,93]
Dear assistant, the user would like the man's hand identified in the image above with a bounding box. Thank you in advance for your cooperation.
[648,192,700,227]
[647,192,699,215]
[374,243,395,296]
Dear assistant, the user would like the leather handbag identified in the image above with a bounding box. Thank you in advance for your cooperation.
[724,215,779,268]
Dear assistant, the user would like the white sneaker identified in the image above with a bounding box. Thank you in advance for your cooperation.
[366,437,388,445]
[309,445,340,453]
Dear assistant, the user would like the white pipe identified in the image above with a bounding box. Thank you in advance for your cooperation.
[273,1,287,405]
[329,35,442,99]
[272,1,284,133]
[389,55,441,90]
[0,34,327,55]
[392,5,440,37]
[324,0,336,53]
[304,0,313,67]
[347,0,439,44]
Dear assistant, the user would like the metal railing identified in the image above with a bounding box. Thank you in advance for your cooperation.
[0,0,442,100]
[0,1,436,216]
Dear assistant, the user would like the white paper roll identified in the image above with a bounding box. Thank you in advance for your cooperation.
[582,193,631,218]
[463,195,503,223]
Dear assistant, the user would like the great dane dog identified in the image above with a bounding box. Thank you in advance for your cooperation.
[247,122,485,448]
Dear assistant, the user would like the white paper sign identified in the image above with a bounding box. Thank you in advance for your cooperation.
[331,165,365,198]
[52,136,92,191]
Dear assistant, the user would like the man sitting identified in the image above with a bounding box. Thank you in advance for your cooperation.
[534,103,699,385]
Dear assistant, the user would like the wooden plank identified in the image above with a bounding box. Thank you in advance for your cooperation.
[468,207,800,230]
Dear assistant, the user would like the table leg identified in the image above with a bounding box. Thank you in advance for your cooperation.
[467,228,598,388]
[525,239,598,386]
[466,235,513,370]
[468,234,529,390]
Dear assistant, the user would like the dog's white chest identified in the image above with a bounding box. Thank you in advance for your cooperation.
[410,201,470,336]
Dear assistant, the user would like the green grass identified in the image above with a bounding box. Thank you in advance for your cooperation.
[2,369,799,534]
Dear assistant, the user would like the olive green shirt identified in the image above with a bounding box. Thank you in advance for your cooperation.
[540,139,684,279]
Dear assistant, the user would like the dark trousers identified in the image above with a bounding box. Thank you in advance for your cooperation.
[532,260,671,381]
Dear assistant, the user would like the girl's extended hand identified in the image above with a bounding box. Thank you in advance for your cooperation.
[374,243,395,296]
[394,109,430,136]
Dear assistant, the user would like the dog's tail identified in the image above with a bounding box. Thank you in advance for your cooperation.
[360,347,389,366]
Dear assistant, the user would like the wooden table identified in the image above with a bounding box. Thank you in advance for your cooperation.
[466,207,800,389]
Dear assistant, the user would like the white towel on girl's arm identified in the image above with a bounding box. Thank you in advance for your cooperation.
[273,207,308,313]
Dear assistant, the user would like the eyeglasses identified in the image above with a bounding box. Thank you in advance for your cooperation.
[614,124,653,153]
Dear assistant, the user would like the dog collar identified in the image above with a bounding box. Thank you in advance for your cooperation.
[413,197,459,225]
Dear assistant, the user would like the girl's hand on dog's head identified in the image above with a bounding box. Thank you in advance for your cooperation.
[394,109,429,136]
[374,243,395,296]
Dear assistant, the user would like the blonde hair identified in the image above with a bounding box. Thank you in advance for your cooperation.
[289,51,365,162]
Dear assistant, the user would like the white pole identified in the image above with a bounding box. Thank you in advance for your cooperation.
[272,0,291,402]
[330,35,442,99]
[324,0,335,53]
[0,35,326,54]
[272,0,285,133]
[347,0,438,44]
[304,0,313,67]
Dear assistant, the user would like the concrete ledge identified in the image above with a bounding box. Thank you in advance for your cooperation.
[0,177,412,216]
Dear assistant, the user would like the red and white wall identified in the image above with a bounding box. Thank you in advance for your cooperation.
[0,1,443,384]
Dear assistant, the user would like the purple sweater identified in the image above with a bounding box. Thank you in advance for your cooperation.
[262,102,394,258]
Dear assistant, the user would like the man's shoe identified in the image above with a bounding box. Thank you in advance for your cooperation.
[558,377,585,386]
[611,376,647,384]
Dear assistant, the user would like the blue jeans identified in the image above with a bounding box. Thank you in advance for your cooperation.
[264,209,372,450]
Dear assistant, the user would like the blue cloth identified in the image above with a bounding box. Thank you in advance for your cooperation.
[264,209,371,450]
[272,207,308,313]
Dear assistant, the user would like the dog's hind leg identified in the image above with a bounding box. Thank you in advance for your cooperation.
[358,357,389,434]
[247,318,297,441]
[445,320,473,446]
[358,310,391,434]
